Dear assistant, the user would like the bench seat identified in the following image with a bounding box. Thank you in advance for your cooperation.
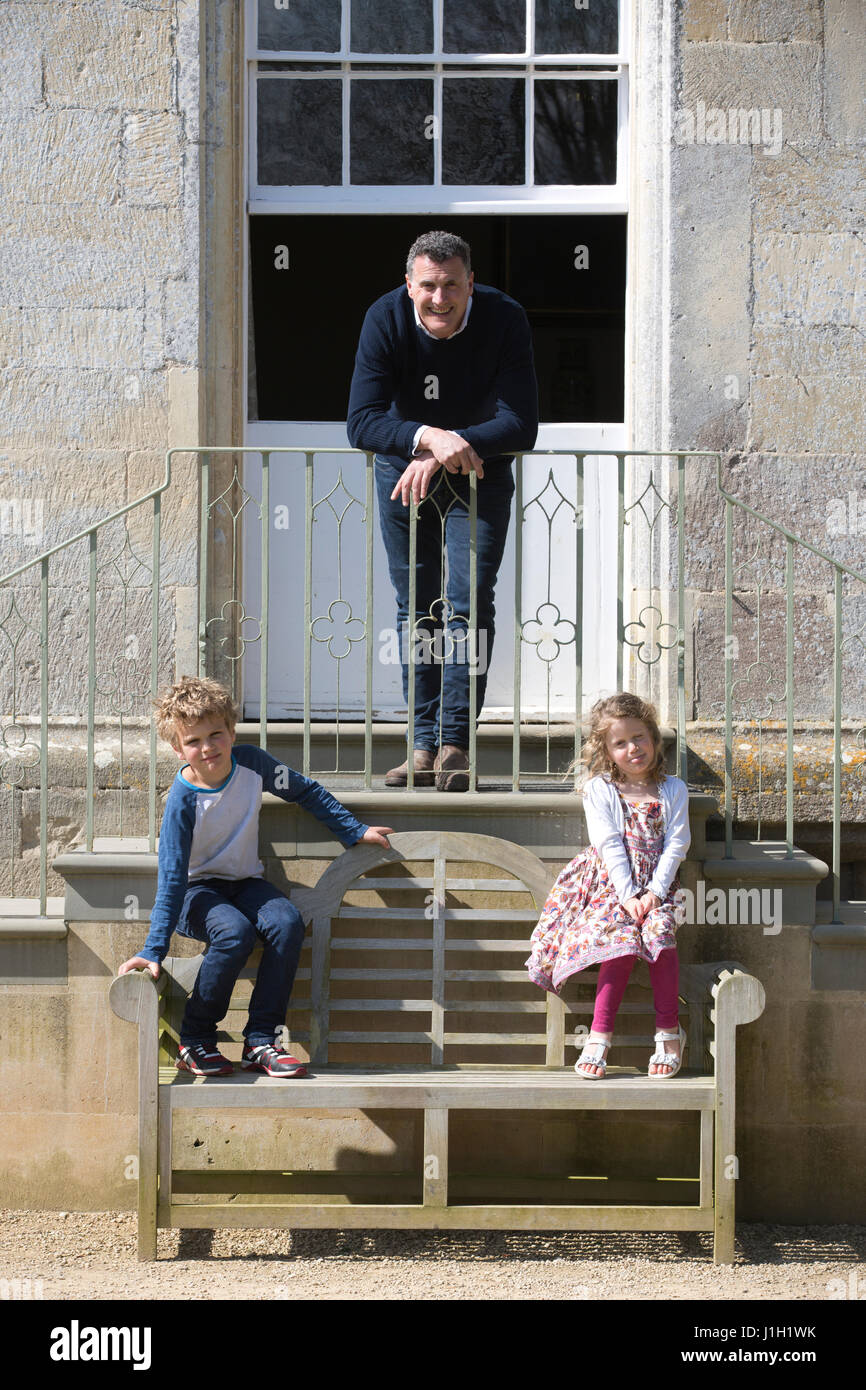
[111,830,764,1263]
[161,1067,719,1110]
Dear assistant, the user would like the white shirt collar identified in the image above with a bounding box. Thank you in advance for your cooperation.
[412,294,473,340]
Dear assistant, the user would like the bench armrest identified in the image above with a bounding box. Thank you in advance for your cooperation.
[109,968,165,1025]
[680,959,765,1027]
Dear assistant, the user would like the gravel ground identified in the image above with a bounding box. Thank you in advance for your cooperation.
[1,1210,864,1302]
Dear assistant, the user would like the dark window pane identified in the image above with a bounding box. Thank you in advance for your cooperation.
[534,79,617,183]
[257,0,342,53]
[249,214,625,424]
[257,79,342,185]
[535,0,619,54]
[350,80,434,184]
[352,0,432,53]
[506,214,626,313]
[532,314,624,419]
[443,0,525,53]
[443,80,524,184]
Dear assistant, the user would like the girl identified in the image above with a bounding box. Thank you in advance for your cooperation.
[526,692,690,1079]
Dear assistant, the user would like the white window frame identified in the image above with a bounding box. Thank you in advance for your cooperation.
[245,0,630,215]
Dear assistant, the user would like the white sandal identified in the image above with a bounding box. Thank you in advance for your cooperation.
[575,1032,611,1079]
[647,1023,686,1078]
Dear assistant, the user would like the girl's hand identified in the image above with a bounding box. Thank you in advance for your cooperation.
[118,956,160,980]
[362,826,394,849]
[623,896,645,923]
[639,890,661,916]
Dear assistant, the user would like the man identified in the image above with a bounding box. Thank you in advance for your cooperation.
[347,230,538,791]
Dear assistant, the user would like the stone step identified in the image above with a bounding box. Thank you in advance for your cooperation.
[48,802,836,931]
[256,787,719,860]
[0,899,68,984]
[234,719,678,780]
[811,900,866,989]
[0,898,66,937]
[681,840,829,928]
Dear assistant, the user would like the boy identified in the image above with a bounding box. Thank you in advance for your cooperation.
[118,676,393,1077]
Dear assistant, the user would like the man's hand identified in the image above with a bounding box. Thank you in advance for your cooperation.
[118,955,160,980]
[390,458,443,507]
[623,897,645,924]
[416,427,484,478]
[362,826,394,849]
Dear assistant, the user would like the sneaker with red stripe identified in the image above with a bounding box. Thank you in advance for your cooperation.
[176,1042,234,1076]
[241,1041,308,1077]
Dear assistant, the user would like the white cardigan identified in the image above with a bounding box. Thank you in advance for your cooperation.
[580,774,691,904]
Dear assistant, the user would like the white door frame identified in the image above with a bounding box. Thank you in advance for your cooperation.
[240,0,631,720]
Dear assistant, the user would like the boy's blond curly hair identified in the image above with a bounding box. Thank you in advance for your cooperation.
[154,676,238,749]
[574,691,667,786]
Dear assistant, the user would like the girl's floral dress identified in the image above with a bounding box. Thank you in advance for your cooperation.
[526,791,681,994]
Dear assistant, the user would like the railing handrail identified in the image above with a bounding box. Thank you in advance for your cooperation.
[4,445,863,590]
[0,453,174,588]
[714,454,866,586]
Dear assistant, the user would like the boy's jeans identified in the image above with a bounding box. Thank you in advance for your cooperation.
[374,457,515,751]
[175,876,305,1047]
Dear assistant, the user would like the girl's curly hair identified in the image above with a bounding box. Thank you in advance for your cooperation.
[575,691,667,786]
[154,676,238,749]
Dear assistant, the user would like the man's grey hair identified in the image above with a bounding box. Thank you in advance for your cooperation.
[406,230,472,279]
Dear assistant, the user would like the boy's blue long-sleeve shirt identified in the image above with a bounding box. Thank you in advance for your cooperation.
[137,744,368,965]
[346,282,539,468]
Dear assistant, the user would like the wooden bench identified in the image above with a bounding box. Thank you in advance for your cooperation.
[109,830,765,1264]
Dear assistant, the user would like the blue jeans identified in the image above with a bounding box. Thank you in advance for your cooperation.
[375,457,515,750]
[175,877,305,1047]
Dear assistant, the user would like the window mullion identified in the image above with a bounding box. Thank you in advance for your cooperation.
[526,0,534,187]
[250,62,258,198]
[434,69,443,187]
[342,67,350,187]
[342,0,350,185]
[526,70,534,187]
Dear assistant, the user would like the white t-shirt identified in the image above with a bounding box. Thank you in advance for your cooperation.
[411,296,473,456]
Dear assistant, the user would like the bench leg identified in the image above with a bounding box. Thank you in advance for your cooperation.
[137,1025,159,1261]
[423,1108,448,1208]
[157,1085,172,1238]
[700,1108,713,1214]
[713,1102,736,1265]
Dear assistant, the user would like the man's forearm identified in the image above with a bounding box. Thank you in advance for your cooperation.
[347,401,424,460]
[457,404,537,459]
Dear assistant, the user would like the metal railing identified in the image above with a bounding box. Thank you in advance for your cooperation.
[1,448,864,921]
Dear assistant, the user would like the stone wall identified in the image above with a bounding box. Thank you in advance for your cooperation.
[0,0,243,691]
[668,1,865,726]
[0,0,204,585]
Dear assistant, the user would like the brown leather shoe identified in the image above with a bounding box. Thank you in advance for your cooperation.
[384,748,436,787]
[434,744,470,792]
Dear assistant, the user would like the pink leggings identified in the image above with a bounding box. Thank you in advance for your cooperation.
[590,949,679,1034]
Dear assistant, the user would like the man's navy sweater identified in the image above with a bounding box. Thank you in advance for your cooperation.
[346,282,538,470]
